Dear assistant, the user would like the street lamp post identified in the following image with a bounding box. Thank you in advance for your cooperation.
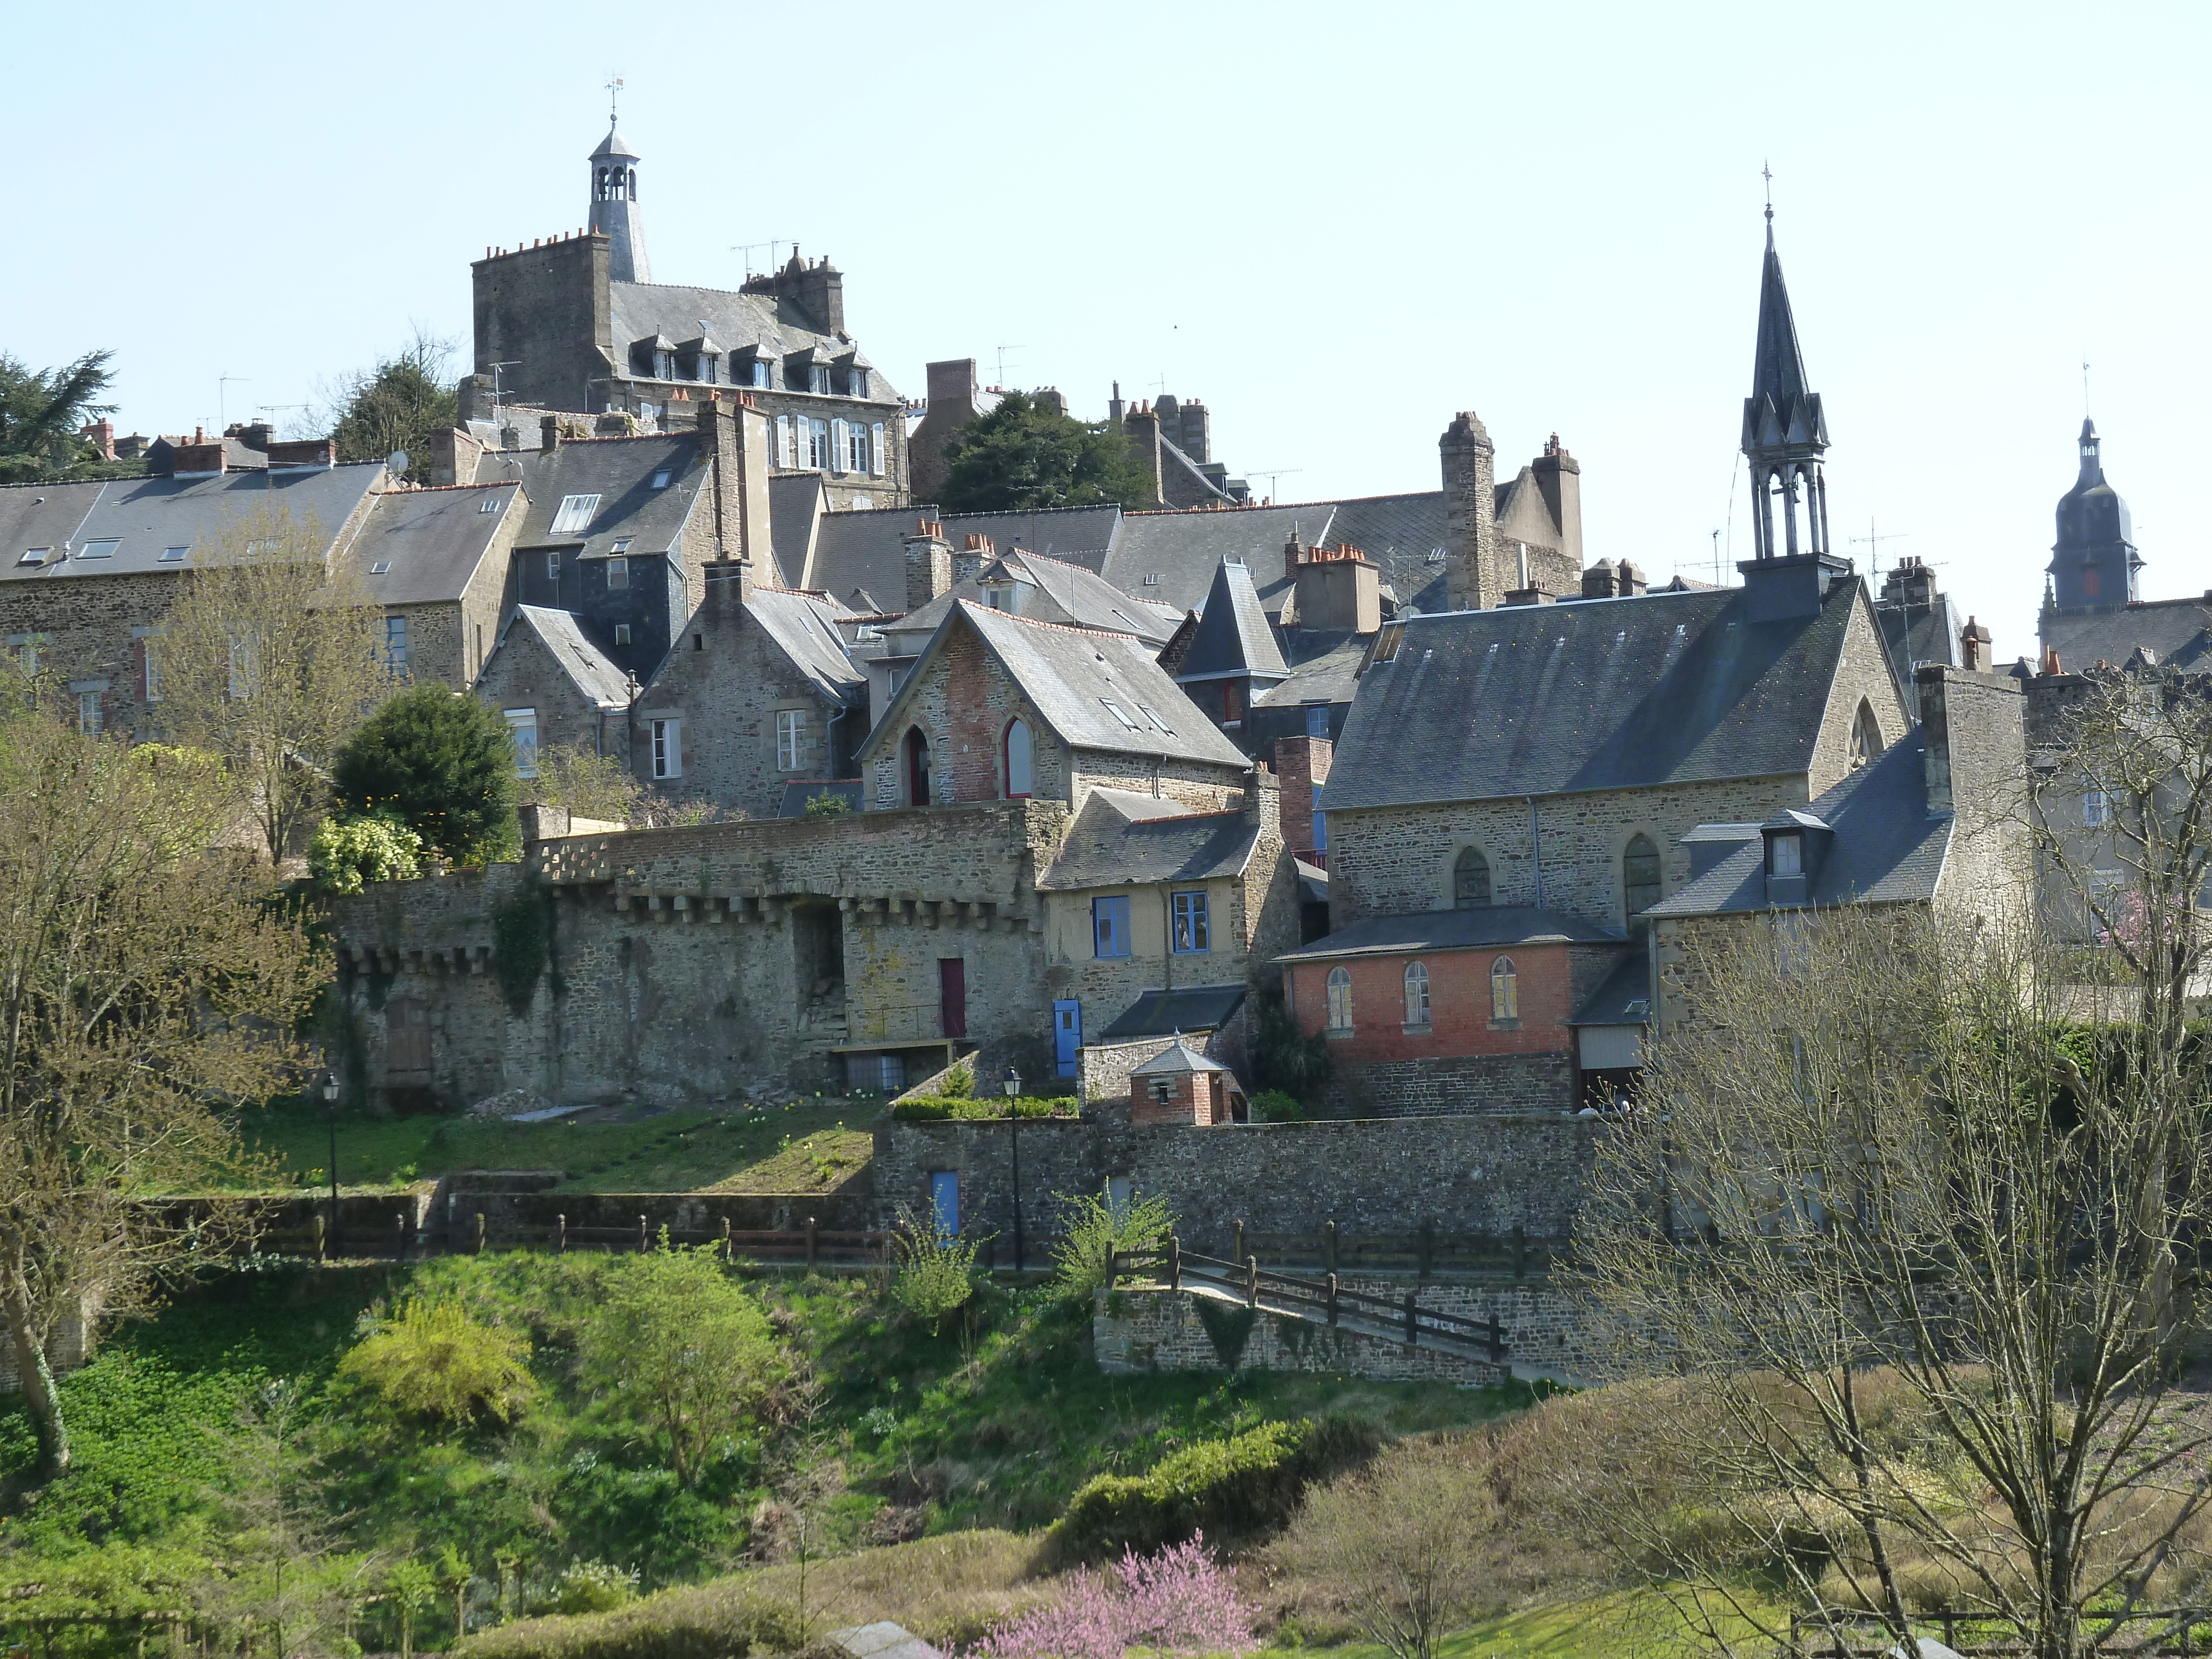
[1004,1067,1023,1273]
[322,1074,342,1256]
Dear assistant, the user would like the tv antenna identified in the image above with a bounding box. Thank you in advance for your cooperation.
[486,361,520,426]
[1246,467,1302,503]
[1710,528,1723,587]
[993,344,1026,390]
[1850,519,1910,565]
[218,373,251,430]
[731,239,795,277]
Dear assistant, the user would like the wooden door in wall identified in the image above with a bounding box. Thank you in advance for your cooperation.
[385,998,431,1083]
[1053,1000,1081,1077]
[938,958,967,1040]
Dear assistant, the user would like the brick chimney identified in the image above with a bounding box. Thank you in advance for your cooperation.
[1531,434,1583,573]
[1274,737,1331,864]
[79,420,116,461]
[1439,411,1498,612]
[904,519,952,611]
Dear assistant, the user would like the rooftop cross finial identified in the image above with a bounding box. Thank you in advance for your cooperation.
[606,72,623,124]
[2083,359,2092,419]
[1762,160,1775,243]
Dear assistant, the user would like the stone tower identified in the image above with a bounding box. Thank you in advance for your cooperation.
[2044,419,2140,613]
[588,122,650,284]
[1741,209,1833,564]
[1439,410,1497,612]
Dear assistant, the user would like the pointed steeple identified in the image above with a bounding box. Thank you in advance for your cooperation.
[1739,208,1833,568]
[587,119,650,283]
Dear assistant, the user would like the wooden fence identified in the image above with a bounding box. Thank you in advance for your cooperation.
[1789,1607,2212,1656]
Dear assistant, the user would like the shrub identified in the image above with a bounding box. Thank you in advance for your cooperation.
[972,1533,1256,1658]
[1051,1183,1174,1299]
[545,1561,640,1616]
[453,1582,802,1659]
[801,792,851,817]
[940,1062,975,1099]
[531,744,644,825]
[332,683,520,864]
[307,811,424,894]
[1251,987,1331,1098]
[1249,1089,1303,1124]
[337,1299,538,1425]
[890,1209,982,1332]
[893,1095,1072,1122]
[1048,1417,1379,1564]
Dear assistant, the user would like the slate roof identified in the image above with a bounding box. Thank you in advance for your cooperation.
[332,484,522,604]
[607,280,902,399]
[1178,559,1291,682]
[766,473,825,589]
[1876,585,1963,672]
[1645,732,1953,919]
[1097,987,1248,1042]
[1253,631,1366,709]
[894,550,1179,648]
[776,780,863,817]
[1323,491,1449,610]
[748,588,866,702]
[503,606,634,708]
[879,603,1248,770]
[1105,505,1326,618]
[1276,905,1624,963]
[804,505,920,609]
[1129,1035,1233,1075]
[1568,951,1653,1027]
[2042,597,2212,675]
[1038,795,1260,890]
[0,465,385,583]
[1324,582,1862,812]
[936,505,1122,571]
[493,435,707,557]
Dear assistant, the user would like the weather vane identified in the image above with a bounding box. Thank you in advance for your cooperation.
[606,73,623,124]
[1762,160,1773,223]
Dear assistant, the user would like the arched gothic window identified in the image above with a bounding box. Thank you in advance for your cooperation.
[904,727,931,807]
[1624,833,1662,919]
[1850,700,1884,769]
[1003,719,1032,799]
[1403,961,1430,1027]
[1326,967,1353,1032]
[1453,846,1491,908]
[1490,956,1519,1022]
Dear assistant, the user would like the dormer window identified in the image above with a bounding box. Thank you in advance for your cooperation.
[749,359,771,389]
[809,366,830,394]
[847,367,869,398]
[1770,832,1804,877]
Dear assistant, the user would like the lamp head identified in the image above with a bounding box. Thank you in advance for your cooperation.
[1003,1067,1021,1099]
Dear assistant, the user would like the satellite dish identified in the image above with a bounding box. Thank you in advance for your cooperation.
[387,449,410,476]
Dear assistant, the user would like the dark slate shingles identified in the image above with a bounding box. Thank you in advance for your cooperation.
[1275,905,1624,963]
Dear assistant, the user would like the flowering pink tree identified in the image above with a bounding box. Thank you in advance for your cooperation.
[971,1534,1258,1659]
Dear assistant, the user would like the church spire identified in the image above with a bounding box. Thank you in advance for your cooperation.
[1740,204,1831,564]
[588,117,650,284]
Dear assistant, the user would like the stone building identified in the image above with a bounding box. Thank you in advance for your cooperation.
[477,604,634,771]
[467,118,907,510]
[2037,420,2212,673]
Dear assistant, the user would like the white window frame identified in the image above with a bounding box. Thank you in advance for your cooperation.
[549,494,601,535]
[2083,789,2114,828]
[870,421,886,477]
[505,708,539,779]
[606,556,629,591]
[776,708,806,771]
[1326,967,1353,1033]
[76,689,101,735]
[651,717,683,780]
[1771,832,1804,877]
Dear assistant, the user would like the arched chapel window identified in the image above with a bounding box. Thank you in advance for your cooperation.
[1004,719,1032,799]
[1453,846,1491,909]
[1850,701,1884,770]
[1326,968,1353,1032]
[1403,961,1430,1027]
[1490,956,1518,1021]
[1624,833,1662,920]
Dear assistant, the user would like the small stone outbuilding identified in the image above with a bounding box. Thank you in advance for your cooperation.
[1128,1035,1245,1126]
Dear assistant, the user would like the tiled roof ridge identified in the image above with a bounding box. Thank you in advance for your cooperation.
[954,599,1131,643]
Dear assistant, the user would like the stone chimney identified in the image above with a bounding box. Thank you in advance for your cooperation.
[427,425,486,488]
[1123,403,1165,506]
[953,533,995,586]
[1033,387,1068,419]
[265,439,336,471]
[904,519,952,611]
[1241,761,1280,834]
[1580,558,1618,599]
[540,415,560,455]
[1918,662,2025,825]
[706,394,774,568]
[1439,411,1498,612]
[793,257,844,335]
[1618,559,1647,596]
[1293,546,1381,634]
[1959,614,1992,673]
[1531,434,1583,572]
[1503,586,1554,607]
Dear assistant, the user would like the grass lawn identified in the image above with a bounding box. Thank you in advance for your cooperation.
[232,1095,879,1193]
[1299,1590,1783,1659]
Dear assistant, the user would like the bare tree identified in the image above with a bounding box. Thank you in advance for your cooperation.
[0,701,322,1478]
[1573,857,2212,1659]
[154,502,392,862]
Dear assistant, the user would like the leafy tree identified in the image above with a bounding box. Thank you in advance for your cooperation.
[0,348,117,484]
[937,391,1159,513]
[580,1241,786,1490]
[325,331,458,482]
[337,1300,538,1426]
[1052,1181,1173,1298]
[530,742,644,824]
[333,684,521,865]
[154,503,392,861]
[0,705,319,1480]
[889,1206,982,1333]
[1251,987,1331,1100]
[307,812,424,894]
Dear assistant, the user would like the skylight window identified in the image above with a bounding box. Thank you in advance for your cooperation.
[1099,699,1140,730]
[160,547,187,562]
[478,498,499,513]
[1136,704,1175,735]
[17,549,49,566]
[369,561,393,575]
[611,538,633,554]
[1142,573,1162,586]
[76,539,118,560]
[549,493,602,535]
[650,469,672,489]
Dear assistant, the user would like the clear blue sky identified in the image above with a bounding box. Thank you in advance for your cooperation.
[9,1,2207,659]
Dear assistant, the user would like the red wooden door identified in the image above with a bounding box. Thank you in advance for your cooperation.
[938,958,967,1040]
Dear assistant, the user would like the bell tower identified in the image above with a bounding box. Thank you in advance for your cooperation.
[2044,419,2140,614]
[587,106,650,284]
[1740,204,1832,564]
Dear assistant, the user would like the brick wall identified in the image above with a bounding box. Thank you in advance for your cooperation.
[1275,737,1331,863]
[1286,940,1578,1062]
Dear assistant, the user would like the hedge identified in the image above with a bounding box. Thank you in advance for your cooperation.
[893,1095,1077,1122]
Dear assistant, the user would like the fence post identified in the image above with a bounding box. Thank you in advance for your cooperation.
[1940,1613,1957,1651]
[1232,1220,1244,1265]
[556,1213,567,1254]
[1326,1272,1339,1327]
[1404,1291,1418,1347]
[393,1213,406,1260]
[1245,1255,1259,1309]
[806,1215,820,1269]
[1512,1223,1526,1281]
[1106,1246,1118,1288]
[721,1216,732,1264]
[312,1214,326,1265]
[1167,1234,1181,1291]
[474,1212,487,1254]
[1324,1219,1338,1272]
[1488,1312,1504,1364]
[638,1214,649,1254]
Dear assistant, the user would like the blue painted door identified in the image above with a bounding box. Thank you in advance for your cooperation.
[1053,1000,1082,1077]
[929,1170,961,1238]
